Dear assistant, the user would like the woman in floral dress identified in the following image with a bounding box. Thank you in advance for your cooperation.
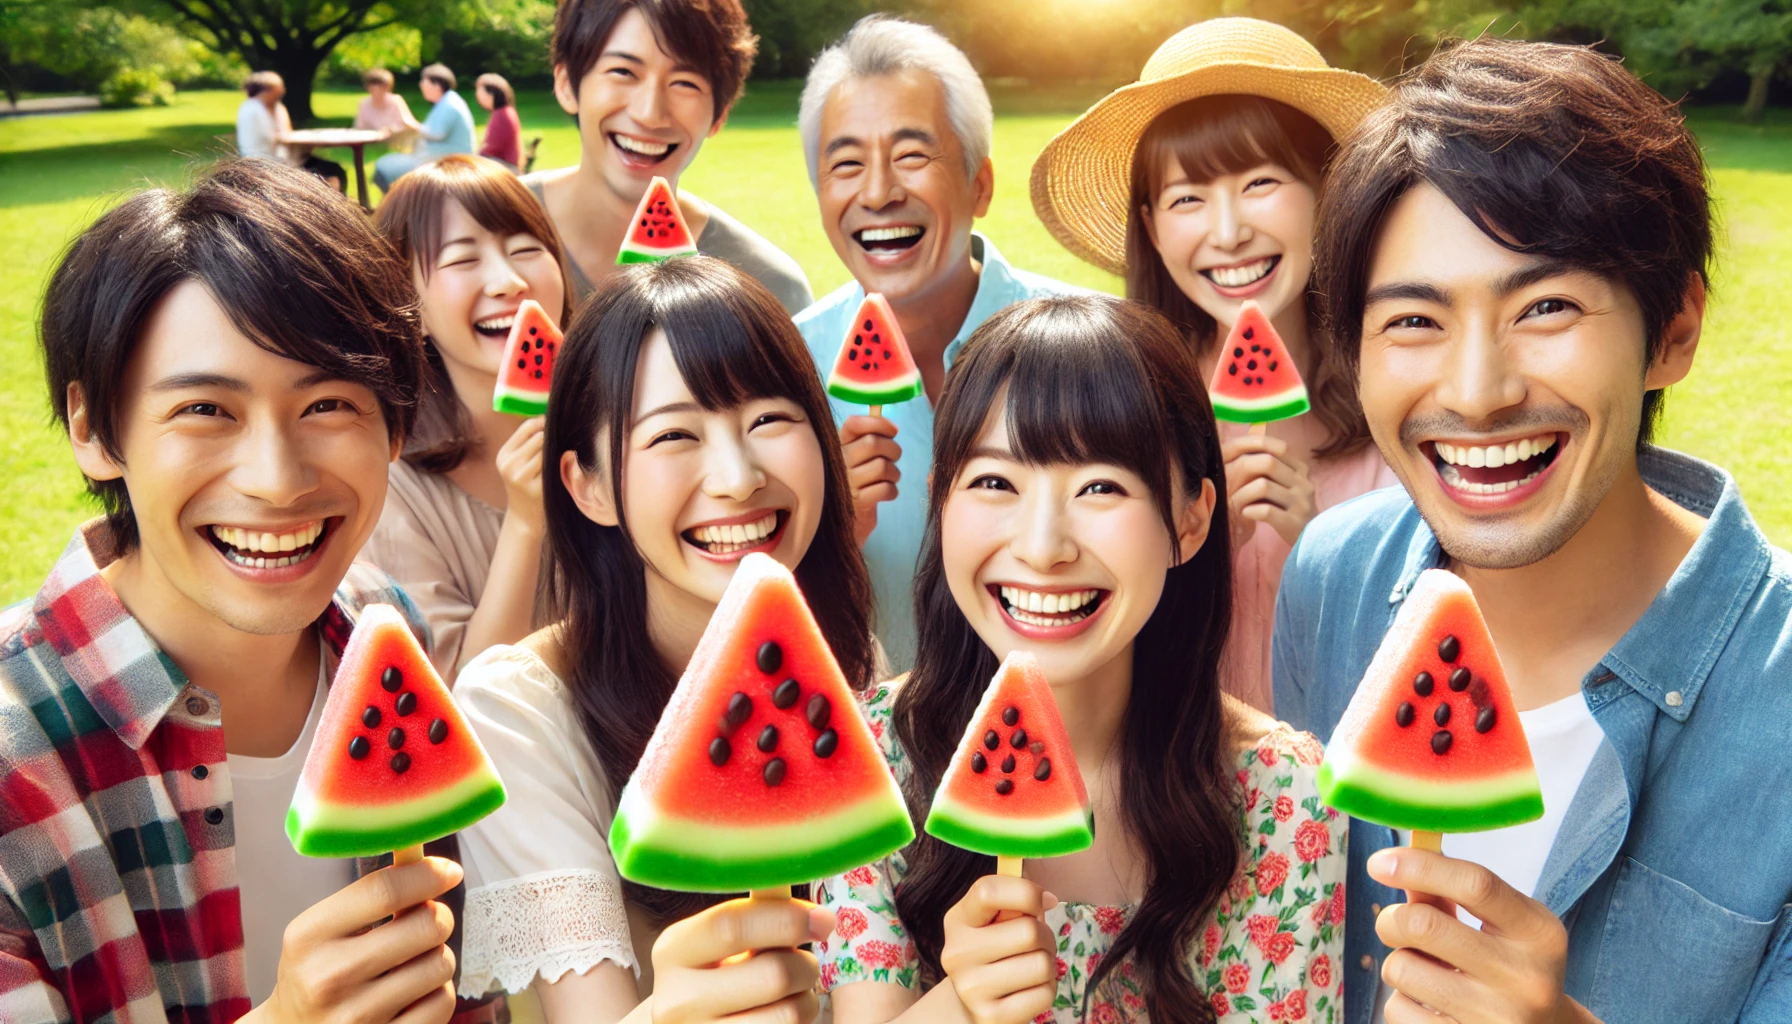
[819,296,1346,1024]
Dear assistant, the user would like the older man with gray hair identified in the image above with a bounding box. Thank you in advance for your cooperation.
[795,15,1084,672]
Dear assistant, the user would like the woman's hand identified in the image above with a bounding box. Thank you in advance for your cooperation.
[939,875,1060,1024]
[1223,433,1318,547]
[648,897,835,1024]
[497,416,546,532]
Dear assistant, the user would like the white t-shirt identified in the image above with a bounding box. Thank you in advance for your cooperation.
[229,659,355,1005]
[235,97,296,165]
[1375,691,1606,1021]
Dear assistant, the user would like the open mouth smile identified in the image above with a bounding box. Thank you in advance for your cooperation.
[853,224,925,256]
[682,510,787,559]
[473,311,517,341]
[1426,433,1564,502]
[990,583,1109,637]
[204,519,333,571]
[1200,255,1279,293]
[610,133,678,168]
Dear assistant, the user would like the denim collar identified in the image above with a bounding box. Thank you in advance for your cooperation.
[1384,447,1771,722]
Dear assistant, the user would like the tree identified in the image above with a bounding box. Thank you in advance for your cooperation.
[124,0,432,120]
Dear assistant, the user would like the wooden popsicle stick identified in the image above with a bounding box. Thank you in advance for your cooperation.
[1409,830,1443,852]
[868,404,882,418]
[392,844,425,866]
[750,886,790,900]
[996,856,1023,877]
[1248,421,1269,436]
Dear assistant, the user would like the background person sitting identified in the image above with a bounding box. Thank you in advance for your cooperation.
[235,70,346,192]
[476,72,522,171]
[354,66,418,152]
[374,63,476,191]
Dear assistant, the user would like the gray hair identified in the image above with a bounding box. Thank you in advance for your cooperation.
[798,15,993,189]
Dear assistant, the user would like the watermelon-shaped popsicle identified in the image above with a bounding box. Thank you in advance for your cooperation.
[826,293,922,409]
[924,652,1092,859]
[609,552,913,892]
[1208,301,1310,424]
[287,604,506,857]
[617,175,697,264]
[1318,570,1542,833]
[492,298,562,416]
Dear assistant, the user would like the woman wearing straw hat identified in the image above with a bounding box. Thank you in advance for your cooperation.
[1032,17,1396,714]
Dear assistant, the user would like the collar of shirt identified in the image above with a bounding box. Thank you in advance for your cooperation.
[26,520,399,750]
[1381,447,1768,722]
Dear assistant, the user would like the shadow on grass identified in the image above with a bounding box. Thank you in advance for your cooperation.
[0,125,240,208]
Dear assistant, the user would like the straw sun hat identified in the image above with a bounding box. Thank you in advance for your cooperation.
[1030,17,1387,277]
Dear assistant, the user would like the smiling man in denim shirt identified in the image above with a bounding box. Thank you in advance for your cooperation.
[1274,38,1792,1024]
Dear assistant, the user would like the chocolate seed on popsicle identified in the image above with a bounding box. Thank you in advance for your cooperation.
[387,727,405,750]
[390,751,411,774]
[348,735,370,760]
[757,725,780,752]
[995,779,1014,795]
[1475,706,1498,733]
[362,706,382,728]
[721,692,753,731]
[1438,635,1461,662]
[762,758,787,786]
[708,736,731,766]
[1029,741,1045,755]
[381,666,402,692]
[1002,707,1019,726]
[1434,703,1451,726]
[1001,754,1015,773]
[772,678,800,709]
[428,718,448,744]
[1431,730,1453,754]
[1395,702,1415,727]
[971,751,987,773]
[806,693,831,729]
[395,691,417,716]
[1414,671,1434,697]
[1034,758,1052,782]
[1010,728,1028,749]
[813,729,838,758]
[756,640,783,674]
[983,729,1000,751]
[1449,667,1472,691]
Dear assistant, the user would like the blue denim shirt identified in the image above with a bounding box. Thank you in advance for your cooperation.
[1273,448,1792,1024]
[797,233,1086,672]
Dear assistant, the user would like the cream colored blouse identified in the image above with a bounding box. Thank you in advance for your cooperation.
[360,459,505,677]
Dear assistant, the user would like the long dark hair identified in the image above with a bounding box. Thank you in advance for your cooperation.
[543,256,875,925]
[892,295,1240,1022]
[1125,94,1370,459]
[375,154,574,472]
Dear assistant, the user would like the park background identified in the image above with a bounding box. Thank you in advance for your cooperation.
[0,0,1788,604]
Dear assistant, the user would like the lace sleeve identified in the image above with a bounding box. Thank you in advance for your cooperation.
[459,868,637,998]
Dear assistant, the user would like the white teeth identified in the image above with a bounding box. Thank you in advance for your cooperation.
[1205,257,1275,288]
[475,315,516,333]
[998,586,1100,620]
[690,512,779,551]
[859,225,923,242]
[212,522,324,553]
[613,134,671,156]
[1434,435,1556,468]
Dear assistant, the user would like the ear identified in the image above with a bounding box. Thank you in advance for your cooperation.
[553,64,580,117]
[67,382,125,483]
[970,156,994,219]
[1174,477,1218,565]
[1139,204,1160,251]
[561,447,618,527]
[1643,271,1705,391]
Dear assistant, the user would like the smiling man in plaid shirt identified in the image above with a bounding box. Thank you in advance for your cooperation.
[0,159,467,1023]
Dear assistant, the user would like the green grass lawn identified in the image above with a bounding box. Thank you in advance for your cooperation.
[0,86,1787,601]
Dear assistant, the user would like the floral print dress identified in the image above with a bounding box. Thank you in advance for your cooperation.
[816,684,1348,1023]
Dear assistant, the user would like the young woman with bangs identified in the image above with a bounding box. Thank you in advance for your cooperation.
[367,154,573,676]
[1031,18,1397,711]
[451,256,874,1024]
[818,295,1345,1024]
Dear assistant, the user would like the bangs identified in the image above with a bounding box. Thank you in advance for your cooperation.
[1136,94,1333,198]
[657,285,813,414]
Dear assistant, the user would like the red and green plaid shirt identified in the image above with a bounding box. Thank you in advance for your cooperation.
[0,522,430,1023]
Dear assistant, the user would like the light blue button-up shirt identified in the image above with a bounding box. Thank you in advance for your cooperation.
[416,90,475,160]
[797,233,1088,673]
[1274,448,1792,1024]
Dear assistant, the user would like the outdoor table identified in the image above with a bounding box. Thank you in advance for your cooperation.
[285,128,387,210]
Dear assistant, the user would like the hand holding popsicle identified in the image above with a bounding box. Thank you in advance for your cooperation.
[1367,848,1595,1024]
[938,875,1061,1024]
[840,414,901,545]
[644,897,835,1024]
[1222,432,1317,547]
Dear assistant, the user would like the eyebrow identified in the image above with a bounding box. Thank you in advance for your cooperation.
[636,400,703,422]
[965,444,1016,462]
[823,127,937,159]
[601,49,644,65]
[1364,258,1581,310]
[151,368,352,393]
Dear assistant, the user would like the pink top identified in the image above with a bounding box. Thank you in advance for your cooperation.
[1219,414,1399,713]
[480,106,521,167]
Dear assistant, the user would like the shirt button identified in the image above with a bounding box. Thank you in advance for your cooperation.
[204,808,224,825]
[1359,954,1376,971]
[191,765,209,780]
[1371,902,1383,915]
[185,696,209,716]
[1665,690,1684,707]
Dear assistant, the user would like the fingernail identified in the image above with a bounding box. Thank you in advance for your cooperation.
[1042,891,1060,910]
[1367,849,1398,877]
